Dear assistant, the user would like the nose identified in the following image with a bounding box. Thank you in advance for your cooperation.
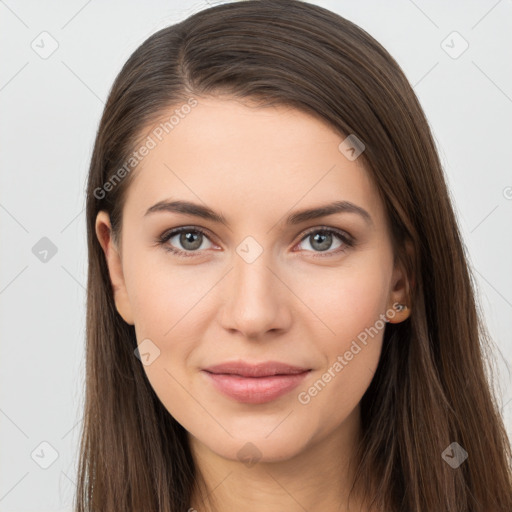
[219,250,292,339]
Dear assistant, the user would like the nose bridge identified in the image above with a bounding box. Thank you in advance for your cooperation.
[220,239,288,337]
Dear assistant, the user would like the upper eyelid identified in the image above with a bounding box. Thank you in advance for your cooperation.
[299,225,352,239]
[162,225,217,243]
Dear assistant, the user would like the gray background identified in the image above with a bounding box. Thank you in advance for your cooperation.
[1,0,511,510]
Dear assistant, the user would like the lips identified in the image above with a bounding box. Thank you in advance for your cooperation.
[202,360,311,378]
[201,360,311,404]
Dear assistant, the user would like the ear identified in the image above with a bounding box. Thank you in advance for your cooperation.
[386,240,413,324]
[95,211,135,325]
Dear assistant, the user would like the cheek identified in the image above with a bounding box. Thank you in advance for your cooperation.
[294,284,386,437]
[291,256,390,418]
[127,263,204,421]
[291,256,391,346]
[124,248,205,339]
[332,275,389,344]
[125,255,209,387]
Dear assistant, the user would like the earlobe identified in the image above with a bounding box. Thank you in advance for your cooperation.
[95,211,135,325]
[386,302,410,323]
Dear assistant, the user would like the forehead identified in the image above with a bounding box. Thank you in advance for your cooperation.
[123,97,385,227]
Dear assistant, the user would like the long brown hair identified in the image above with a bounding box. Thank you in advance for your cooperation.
[77,0,512,510]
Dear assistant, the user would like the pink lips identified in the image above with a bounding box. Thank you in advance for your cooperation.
[201,361,311,404]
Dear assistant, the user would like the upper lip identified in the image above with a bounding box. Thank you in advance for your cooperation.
[202,361,311,378]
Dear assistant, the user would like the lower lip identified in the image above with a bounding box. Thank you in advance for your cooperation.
[202,370,311,404]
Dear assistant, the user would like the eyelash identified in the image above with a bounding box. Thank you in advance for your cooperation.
[156,225,355,259]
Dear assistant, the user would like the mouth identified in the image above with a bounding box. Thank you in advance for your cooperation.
[201,361,312,404]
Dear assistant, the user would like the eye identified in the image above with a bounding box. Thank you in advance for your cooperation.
[157,226,216,257]
[294,227,354,257]
[157,225,355,258]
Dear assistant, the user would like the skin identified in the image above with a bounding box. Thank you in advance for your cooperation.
[96,97,411,512]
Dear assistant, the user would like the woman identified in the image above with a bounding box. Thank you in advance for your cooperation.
[78,0,512,510]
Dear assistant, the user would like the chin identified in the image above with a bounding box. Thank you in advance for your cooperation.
[194,425,311,464]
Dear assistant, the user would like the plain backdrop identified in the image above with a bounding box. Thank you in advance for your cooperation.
[1,0,511,510]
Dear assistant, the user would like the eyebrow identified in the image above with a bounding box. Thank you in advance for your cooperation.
[144,199,373,227]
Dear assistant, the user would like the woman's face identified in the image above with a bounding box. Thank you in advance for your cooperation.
[96,97,409,463]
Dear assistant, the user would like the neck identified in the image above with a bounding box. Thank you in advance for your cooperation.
[188,406,370,512]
